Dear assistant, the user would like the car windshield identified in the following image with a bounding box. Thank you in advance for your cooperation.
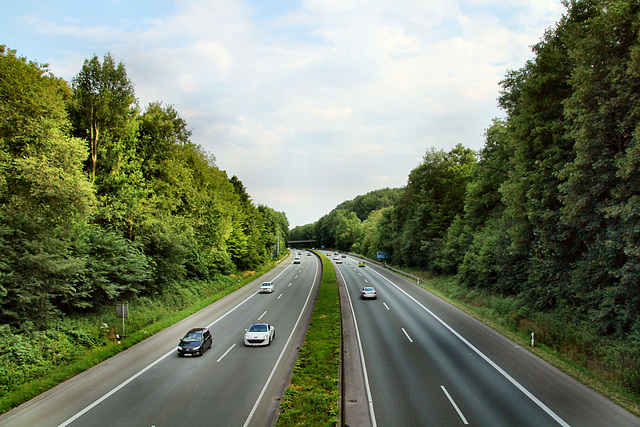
[261,283,271,287]
[363,288,374,292]
[248,324,267,332]
[182,331,203,342]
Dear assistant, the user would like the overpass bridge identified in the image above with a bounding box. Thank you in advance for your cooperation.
[287,240,316,249]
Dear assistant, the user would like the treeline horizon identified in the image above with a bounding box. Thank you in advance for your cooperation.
[0,46,288,329]
[291,0,640,395]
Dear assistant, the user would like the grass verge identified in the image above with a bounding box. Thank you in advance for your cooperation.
[0,257,287,415]
[277,252,341,426]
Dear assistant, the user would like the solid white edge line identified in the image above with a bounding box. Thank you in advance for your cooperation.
[241,256,320,427]
[367,266,571,427]
[401,328,413,343]
[217,344,236,363]
[441,385,469,425]
[59,260,299,427]
[58,348,175,427]
[335,266,378,427]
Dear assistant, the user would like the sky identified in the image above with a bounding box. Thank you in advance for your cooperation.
[1,0,565,228]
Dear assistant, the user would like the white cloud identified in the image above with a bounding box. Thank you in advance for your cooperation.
[2,0,566,227]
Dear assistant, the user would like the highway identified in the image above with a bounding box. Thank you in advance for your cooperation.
[0,251,320,427]
[332,252,640,427]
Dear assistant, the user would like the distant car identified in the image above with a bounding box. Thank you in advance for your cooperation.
[326,253,331,257]
[361,287,377,299]
[177,327,212,356]
[244,323,276,346]
[359,261,366,267]
[341,254,346,258]
[294,257,301,264]
[259,281,275,293]
[333,255,339,260]
[297,251,302,255]
[336,258,342,264]
[307,252,312,256]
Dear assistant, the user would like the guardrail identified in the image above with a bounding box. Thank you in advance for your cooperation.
[346,252,425,286]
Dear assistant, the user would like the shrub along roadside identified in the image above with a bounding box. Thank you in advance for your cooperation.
[0,258,286,415]
[277,252,341,426]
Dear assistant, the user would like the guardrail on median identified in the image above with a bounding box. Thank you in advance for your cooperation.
[346,252,425,286]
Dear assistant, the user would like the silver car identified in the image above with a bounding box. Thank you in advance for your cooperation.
[361,287,377,299]
[259,281,275,293]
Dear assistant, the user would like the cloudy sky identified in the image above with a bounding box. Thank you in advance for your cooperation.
[2,0,565,227]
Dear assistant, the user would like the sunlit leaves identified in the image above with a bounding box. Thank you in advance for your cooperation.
[0,47,288,327]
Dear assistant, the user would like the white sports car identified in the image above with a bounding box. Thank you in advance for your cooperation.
[244,323,276,346]
[259,281,275,293]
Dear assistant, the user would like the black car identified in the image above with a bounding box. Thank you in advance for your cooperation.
[177,327,212,356]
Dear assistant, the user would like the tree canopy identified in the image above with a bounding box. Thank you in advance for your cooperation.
[0,46,288,328]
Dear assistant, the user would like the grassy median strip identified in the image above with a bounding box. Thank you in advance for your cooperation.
[277,253,341,426]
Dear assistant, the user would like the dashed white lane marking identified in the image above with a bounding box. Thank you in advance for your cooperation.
[217,344,236,363]
[401,328,413,343]
[441,385,469,425]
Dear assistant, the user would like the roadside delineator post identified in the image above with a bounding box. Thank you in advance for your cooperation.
[115,304,128,339]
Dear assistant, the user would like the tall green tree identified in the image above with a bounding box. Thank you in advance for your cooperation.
[391,145,475,268]
[452,120,512,286]
[335,211,361,251]
[69,53,136,180]
[558,0,640,333]
[496,10,577,304]
[0,46,95,326]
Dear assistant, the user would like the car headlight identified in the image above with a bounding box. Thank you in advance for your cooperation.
[177,346,183,351]
[193,345,201,350]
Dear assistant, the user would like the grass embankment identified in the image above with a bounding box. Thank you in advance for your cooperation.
[0,257,287,415]
[277,252,341,426]
[397,269,640,417]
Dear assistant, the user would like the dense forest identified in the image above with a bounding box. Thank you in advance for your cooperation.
[0,46,289,330]
[290,0,640,395]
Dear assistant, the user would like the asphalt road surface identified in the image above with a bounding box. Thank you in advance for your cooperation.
[332,252,640,427]
[0,251,320,427]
